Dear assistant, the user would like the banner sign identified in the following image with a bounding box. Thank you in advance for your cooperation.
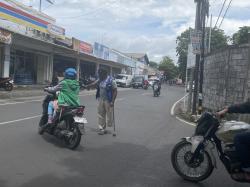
[0,28,11,44]
[0,0,65,38]
[187,44,196,68]
[47,24,65,36]
[72,38,93,55]
[191,30,202,54]
[109,50,119,63]
[94,42,109,60]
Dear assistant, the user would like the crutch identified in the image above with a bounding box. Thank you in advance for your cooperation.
[112,105,116,137]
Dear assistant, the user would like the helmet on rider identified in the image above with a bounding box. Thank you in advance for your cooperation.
[64,68,77,79]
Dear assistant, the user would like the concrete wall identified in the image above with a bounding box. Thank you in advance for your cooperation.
[203,44,250,117]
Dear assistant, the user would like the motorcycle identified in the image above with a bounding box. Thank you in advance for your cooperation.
[0,77,14,91]
[143,80,149,90]
[38,89,87,150]
[153,82,160,97]
[171,112,250,183]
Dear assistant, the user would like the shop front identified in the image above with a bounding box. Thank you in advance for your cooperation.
[80,60,96,80]
[53,54,76,80]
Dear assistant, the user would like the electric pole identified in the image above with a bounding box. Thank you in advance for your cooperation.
[192,0,209,114]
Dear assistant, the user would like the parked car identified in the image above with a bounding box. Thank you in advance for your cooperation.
[131,76,145,88]
[115,74,133,87]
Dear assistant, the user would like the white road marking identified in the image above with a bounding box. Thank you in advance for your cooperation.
[176,116,196,127]
[170,94,188,116]
[0,115,41,126]
[0,100,42,106]
[116,98,125,102]
[170,94,197,127]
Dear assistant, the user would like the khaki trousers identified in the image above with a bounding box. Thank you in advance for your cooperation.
[98,99,113,130]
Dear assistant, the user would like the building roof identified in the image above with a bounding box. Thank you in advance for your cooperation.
[124,53,149,65]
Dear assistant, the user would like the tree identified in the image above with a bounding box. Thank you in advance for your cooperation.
[176,29,192,81]
[232,26,250,45]
[149,61,158,69]
[176,27,228,81]
[208,28,228,52]
[158,56,178,80]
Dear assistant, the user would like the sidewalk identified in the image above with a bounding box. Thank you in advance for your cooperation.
[0,85,96,99]
[0,85,130,100]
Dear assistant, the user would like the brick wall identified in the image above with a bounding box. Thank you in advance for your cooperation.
[203,45,250,112]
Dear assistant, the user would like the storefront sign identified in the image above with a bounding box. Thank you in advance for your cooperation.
[0,1,65,38]
[47,24,65,38]
[72,38,93,55]
[94,42,109,60]
[55,37,72,48]
[109,50,119,62]
[0,28,11,44]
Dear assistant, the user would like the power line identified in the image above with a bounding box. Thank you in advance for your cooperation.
[218,0,233,28]
[214,0,227,28]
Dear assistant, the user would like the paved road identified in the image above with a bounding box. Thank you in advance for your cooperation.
[0,86,247,187]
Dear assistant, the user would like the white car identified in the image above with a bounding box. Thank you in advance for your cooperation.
[115,74,133,87]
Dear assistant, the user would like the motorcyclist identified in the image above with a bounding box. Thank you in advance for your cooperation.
[44,68,80,125]
[153,78,161,93]
[217,101,250,178]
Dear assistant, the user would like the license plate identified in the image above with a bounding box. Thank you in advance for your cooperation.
[74,116,88,124]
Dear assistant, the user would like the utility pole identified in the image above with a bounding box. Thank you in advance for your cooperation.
[39,0,42,11]
[192,0,202,114]
[192,0,209,114]
[198,0,209,114]
[39,0,54,12]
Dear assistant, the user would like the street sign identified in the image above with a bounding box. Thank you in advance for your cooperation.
[191,30,202,54]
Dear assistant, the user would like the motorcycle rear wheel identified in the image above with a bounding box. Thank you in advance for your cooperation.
[171,140,214,182]
[65,125,81,150]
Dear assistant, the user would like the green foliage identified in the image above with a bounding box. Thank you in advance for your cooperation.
[176,27,228,81]
[232,26,250,45]
[149,61,158,69]
[158,56,178,80]
[208,28,228,52]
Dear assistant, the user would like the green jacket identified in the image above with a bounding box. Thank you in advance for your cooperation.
[58,79,80,106]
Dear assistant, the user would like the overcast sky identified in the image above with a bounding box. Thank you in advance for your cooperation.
[17,0,250,63]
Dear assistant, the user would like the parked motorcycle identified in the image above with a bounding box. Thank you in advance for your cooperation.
[153,82,160,97]
[38,89,87,150]
[171,112,250,183]
[0,77,14,91]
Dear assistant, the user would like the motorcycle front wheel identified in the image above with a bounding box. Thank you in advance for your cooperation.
[171,140,214,182]
[5,83,13,91]
[65,125,81,150]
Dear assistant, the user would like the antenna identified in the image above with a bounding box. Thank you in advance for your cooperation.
[39,0,54,12]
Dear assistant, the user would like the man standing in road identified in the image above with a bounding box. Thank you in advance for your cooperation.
[88,69,117,135]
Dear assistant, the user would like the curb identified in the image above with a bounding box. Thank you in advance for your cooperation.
[170,94,196,127]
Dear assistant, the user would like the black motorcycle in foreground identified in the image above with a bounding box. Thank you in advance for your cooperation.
[0,77,14,91]
[153,82,160,97]
[171,112,250,183]
[39,89,87,150]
